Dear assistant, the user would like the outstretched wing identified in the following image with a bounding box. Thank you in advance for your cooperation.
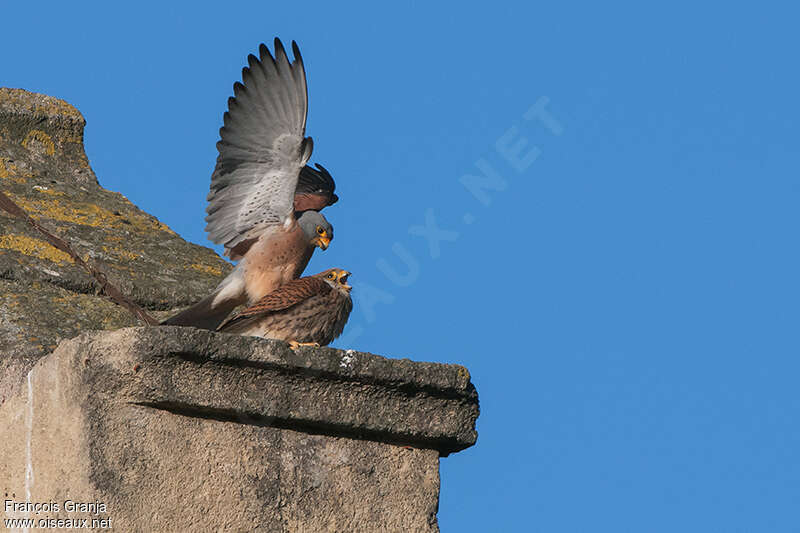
[205,38,313,251]
[217,276,330,331]
[294,163,338,212]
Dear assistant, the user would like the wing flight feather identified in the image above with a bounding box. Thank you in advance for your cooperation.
[205,38,312,251]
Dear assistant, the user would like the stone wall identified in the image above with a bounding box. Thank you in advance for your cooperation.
[0,328,478,531]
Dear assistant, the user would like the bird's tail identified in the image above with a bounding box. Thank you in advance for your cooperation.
[161,266,246,330]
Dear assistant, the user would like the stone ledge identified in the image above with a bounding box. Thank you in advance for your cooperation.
[61,326,479,455]
[0,327,478,531]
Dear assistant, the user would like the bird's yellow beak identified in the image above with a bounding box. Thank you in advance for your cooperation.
[313,236,331,250]
[339,271,352,290]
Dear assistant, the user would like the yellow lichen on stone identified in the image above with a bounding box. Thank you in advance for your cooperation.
[0,234,72,264]
[74,151,91,169]
[189,263,223,276]
[3,293,20,308]
[61,133,91,168]
[102,245,139,261]
[32,186,65,196]
[61,132,83,144]
[6,193,176,235]
[49,295,71,305]
[21,130,56,156]
[0,158,26,184]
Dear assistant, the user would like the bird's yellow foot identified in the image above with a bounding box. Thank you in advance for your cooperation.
[289,341,321,350]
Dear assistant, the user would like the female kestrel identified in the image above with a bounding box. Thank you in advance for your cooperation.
[165,39,337,330]
[217,268,353,348]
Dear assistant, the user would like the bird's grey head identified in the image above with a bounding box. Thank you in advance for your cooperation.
[297,211,333,250]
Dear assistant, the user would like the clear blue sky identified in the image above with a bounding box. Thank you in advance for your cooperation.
[3,2,800,531]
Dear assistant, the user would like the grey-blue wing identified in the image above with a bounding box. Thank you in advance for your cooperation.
[205,39,313,251]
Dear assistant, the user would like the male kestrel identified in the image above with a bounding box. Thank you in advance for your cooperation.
[165,39,337,330]
[217,268,353,348]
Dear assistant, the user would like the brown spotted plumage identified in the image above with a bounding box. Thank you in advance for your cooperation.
[218,268,353,347]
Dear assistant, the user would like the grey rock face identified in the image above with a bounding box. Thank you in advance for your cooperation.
[0,88,231,399]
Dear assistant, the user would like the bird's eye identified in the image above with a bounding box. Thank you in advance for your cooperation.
[327,272,336,279]
[316,226,325,235]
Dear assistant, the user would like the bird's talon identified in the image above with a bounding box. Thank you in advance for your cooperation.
[289,341,320,350]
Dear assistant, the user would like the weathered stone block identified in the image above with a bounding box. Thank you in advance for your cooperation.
[1,327,479,531]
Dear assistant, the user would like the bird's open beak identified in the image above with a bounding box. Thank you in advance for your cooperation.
[340,271,352,290]
[313,236,331,250]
